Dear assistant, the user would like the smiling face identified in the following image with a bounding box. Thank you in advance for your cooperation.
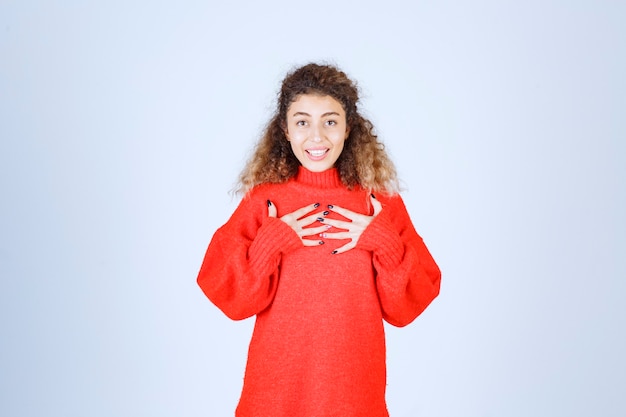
[284,94,350,172]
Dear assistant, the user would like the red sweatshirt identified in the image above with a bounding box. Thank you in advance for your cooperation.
[197,167,441,417]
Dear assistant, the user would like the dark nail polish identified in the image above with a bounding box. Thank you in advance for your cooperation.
[318,241,324,245]
[267,199,271,207]
[314,202,320,208]
[371,193,376,199]
[331,250,338,255]
[323,210,330,216]
[317,217,324,222]
[327,204,334,209]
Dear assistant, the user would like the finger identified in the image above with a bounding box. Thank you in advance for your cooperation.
[267,200,277,218]
[299,212,325,228]
[318,217,353,230]
[290,202,321,220]
[300,225,330,237]
[326,204,359,220]
[320,231,352,240]
[302,239,325,247]
[370,194,383,216]
[331,240,357,255]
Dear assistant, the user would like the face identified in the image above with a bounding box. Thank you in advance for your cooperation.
[284,94,350,172]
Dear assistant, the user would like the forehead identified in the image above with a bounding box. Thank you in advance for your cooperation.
[287,94,345,115]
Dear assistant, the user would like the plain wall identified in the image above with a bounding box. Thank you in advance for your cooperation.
[1,1,624,416]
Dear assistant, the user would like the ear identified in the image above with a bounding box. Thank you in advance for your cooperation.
[344,126,350,139]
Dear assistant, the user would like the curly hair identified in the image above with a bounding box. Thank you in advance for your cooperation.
[235,63,400,195]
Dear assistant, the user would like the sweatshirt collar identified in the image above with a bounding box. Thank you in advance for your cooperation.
[295,166,344,188]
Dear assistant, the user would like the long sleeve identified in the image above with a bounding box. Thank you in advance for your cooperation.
[356,195,441,327]
[197,192,303,320]
[197,168,440,416]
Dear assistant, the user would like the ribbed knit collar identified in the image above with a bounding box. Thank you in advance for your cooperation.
[295,166,344,188]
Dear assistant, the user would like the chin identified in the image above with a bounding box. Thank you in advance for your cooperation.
[303,163,333,172]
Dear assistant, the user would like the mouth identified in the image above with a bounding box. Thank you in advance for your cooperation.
[306,148,329,160]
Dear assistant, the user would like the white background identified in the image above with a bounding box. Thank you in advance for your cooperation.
[1,1,624,416]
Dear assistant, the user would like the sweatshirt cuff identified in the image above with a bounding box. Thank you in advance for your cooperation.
[248,217,302,271]
[356,210,404,269]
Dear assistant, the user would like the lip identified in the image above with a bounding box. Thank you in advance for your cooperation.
[306,148,329,161]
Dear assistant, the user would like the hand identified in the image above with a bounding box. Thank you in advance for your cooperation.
[320,194,383,254]
[267,201,328,247]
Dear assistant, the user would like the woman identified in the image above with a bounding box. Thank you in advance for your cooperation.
[197,63,441,417]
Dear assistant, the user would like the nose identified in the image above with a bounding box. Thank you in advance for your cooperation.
[311,123,322,142]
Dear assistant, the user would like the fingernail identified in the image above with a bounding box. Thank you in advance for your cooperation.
[331,250,338,255]
[371,194,376,199]
[314,202,320,208]
[317,217,324,222]
[327,204,334,209]
[323,210,330,216]
[318,240,325,245]
[267,199,272,207]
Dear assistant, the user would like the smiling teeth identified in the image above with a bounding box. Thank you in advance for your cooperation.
[308,150,327,157]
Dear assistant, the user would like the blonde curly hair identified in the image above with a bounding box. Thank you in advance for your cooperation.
[235,63,399,195]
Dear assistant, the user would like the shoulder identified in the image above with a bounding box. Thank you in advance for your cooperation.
[374,192,416,230]
[245,181,291,201]
[235,181,295,213]
[375,191,406,210]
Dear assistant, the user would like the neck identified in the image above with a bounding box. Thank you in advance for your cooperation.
[295,166,343,188]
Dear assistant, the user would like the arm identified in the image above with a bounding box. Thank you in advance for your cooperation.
[196,193,303,320]
[356,195,441,327]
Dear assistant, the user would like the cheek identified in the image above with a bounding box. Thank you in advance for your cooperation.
[287,135,303,155]
[334,134,347,150]
[287,129,308,147]
[329,140,346,162]
[336,141,346,155]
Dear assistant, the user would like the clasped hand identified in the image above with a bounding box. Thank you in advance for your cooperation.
[267,195,382,254]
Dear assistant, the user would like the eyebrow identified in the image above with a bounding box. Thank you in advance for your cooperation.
[292,111,341,118]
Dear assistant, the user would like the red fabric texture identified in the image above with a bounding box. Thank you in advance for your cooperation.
[197,167,441,417]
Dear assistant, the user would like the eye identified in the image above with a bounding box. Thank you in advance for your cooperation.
[325,120,337,126]
[296,120,307,126]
